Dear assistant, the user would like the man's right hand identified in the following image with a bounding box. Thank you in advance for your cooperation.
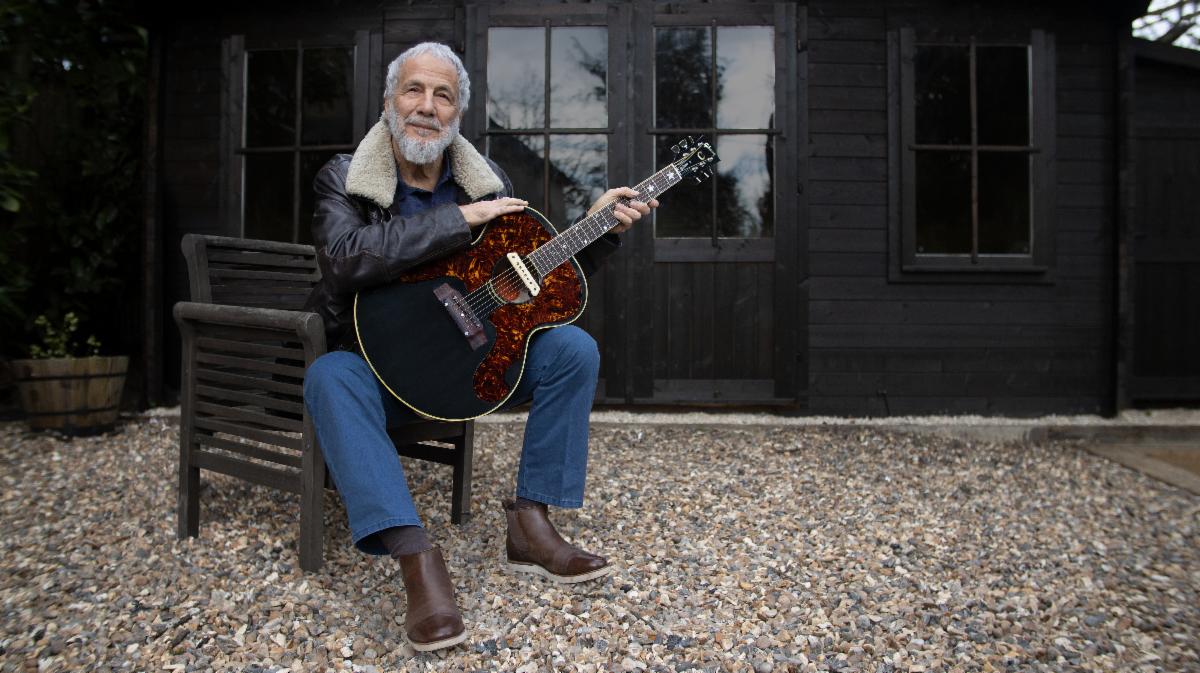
[459,197,529,228]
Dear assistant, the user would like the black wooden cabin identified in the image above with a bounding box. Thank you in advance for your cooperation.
[144,0,1200,416]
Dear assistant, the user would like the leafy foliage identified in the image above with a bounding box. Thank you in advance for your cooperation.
[0,0,146,357]
[27,313,101,359]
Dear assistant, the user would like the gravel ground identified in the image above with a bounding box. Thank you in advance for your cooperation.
[1,418,1198,673]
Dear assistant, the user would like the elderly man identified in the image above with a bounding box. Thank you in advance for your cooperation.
[301,42,656,652]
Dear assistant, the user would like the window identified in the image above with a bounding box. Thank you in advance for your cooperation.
[653,25,777,243]
[227,34,368,243]
[484,25,609,227]
[891,28,1054,276]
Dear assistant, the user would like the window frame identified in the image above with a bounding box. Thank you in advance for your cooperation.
[649,8,791,263]
[221,31,373,243]
[466,4,620,231]
[887,27,1056,282]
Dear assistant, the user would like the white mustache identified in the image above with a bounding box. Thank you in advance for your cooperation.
[405,114,442,131]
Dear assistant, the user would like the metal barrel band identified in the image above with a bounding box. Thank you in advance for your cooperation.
[24,404,120,417]
[16,372,127,382]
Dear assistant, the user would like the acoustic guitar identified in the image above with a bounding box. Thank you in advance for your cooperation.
[353,137,719,420]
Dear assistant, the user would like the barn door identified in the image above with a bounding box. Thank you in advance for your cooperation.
[1129,128,1200,403]
[625,2,800,404]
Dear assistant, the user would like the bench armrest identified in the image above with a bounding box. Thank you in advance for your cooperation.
[173,301,327,360]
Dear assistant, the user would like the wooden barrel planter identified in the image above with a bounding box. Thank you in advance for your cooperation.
[11,356,129,435]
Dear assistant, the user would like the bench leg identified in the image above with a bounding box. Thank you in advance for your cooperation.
[451,422,475,524]
[299,435,326,572]
[177,431,200,539]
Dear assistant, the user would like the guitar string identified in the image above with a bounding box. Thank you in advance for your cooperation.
[456,161,688,318]
[459,189,646,317]
[458,201,623,317]
[458,166,681,318]
[461,164,677,315]
[462,163,679,313]
[456,194,633,315]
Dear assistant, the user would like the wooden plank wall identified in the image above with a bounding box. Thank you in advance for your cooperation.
[1128,46,1200,402]
[161,17,226,395]
[805,0,1116,416]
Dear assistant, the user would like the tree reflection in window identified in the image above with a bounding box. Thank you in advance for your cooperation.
[654,26,774,240]
[486,27,608,227]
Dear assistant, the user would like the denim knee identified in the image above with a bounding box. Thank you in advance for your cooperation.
[546,326,600,377]
[303,351,369,405]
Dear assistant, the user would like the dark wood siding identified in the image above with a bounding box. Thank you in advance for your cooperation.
[153,0,1137,414]
[806,1,1117,416]
[161,20,226,394]
[1126,43,1200,403]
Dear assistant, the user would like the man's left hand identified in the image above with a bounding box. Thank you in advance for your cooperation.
[586,187,659,234]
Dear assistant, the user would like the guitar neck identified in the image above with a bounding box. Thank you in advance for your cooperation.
[526,163,685,276]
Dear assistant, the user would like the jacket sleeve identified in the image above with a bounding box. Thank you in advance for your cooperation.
[574,231,621,277]
[310,155,474,295]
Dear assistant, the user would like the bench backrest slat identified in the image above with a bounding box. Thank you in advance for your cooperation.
[183,234,320,311]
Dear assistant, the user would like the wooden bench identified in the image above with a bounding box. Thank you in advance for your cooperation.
[173,234,475,572]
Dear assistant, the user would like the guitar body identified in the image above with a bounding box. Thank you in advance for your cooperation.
[353,208,587,421]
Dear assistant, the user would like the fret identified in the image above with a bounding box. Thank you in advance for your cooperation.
[528,159,690,274]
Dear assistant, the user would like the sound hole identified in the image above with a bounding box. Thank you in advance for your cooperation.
[491,257,532,304]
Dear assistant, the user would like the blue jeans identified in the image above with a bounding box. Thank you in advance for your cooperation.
[303,325,599,555]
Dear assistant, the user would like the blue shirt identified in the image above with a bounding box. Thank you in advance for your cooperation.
[393,155,458,217]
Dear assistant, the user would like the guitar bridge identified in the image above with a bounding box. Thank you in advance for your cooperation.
[433,283,487,351]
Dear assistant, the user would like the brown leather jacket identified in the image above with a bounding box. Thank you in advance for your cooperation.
[303,125,619,351]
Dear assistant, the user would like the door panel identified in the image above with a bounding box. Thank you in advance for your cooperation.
[1130,133,1200,402]
[633,3,797,404]
[474,1,799,405]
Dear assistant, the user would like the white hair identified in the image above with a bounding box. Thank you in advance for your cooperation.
[383,42,470,113]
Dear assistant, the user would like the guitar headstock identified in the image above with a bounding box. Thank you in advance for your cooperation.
[670,136,719,185]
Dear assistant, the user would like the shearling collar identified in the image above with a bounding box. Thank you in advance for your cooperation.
[345,118,504,208]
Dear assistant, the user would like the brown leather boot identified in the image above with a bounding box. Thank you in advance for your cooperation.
[397,547,466,652]
[504,500,612,584]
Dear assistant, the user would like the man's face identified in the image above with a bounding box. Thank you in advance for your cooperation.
[388,53,461,155]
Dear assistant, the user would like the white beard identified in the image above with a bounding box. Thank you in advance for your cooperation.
[386,108,460,165]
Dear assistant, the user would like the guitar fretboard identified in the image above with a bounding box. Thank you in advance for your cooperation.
[527,163,684,277]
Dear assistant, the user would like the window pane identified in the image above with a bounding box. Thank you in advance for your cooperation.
[300,150,342,245]
[245,153,295,242]
[977,46,1030,146]
[978,152,1031,254]
[550,28,607,129]
[488,28,545,129]
[655,27,713,129]
[654,135,712,237]
[488,135,545,215]
[547,135,607,227]
[716,27,774,129]
[246,50,297,147]
[915,151,970,254]
[302,48,354,146]
[914,45,970,145]
[716,135,773,238]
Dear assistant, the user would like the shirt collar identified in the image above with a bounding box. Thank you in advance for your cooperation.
[396,152,453,199]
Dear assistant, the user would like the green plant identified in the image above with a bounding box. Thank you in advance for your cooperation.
[0,0,146,358]
[27,312,101,359]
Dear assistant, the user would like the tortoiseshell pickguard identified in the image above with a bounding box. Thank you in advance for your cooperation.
[396,210,584,404]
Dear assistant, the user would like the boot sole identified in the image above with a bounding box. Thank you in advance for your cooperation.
[409,628,468,652]
[505,558,613,584]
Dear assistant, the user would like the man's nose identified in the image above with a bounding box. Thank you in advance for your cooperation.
[416,91,436,114]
